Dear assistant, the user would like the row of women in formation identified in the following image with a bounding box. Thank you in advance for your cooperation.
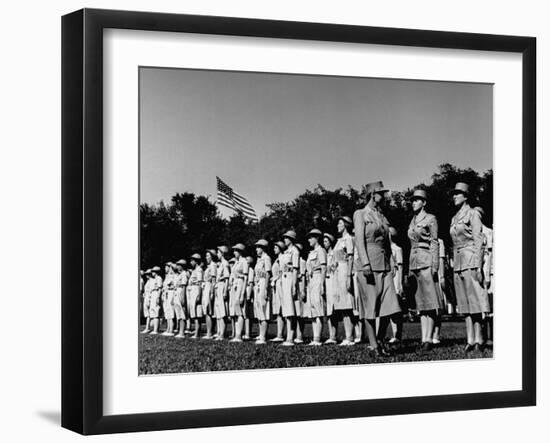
[140,181,494,355]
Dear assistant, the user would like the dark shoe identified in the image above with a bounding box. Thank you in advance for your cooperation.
[421,342,433,352]
[464,343,475,353]
[474,343,484,353]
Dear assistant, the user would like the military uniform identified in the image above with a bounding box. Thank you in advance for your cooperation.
[201,262,217,317]
[162,272,176,321]
[142,276,151,319]
[297,256,309,318]
[271,256,283,316]
[333,232,355,311]
[325,247,337,316]
[481,224,494,309]
[149,273,163,319]
[279,244,300,317]
[229,256,248,317]
[214,258,230,319]
[245,265,255,319]
[353,205,401,320]
[306,244,327,318]
[408,210,443,311]
[253,253,272,321]
[173,270,188,321]
[186,266,203,319]
[450,203,489,314]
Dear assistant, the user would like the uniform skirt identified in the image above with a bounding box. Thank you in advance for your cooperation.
[325,273,337,316]
[296,277,309,318]
[281,272,297,317]
[149,290,161,319]
[411,267,444,312]
[454,269,490,314]
[272,280,283,316]
[254,279,271,321]
[244,284,255,319]
[163,290,175,320]
[229,278,246,317]
[334,262,354,311]
[186,285,202,318]
[214,281,228,319]
[173,288,186,320]
[201,281,215,316]
[355,271,401,320]
[307,272,326,318]
[142,293,151,318]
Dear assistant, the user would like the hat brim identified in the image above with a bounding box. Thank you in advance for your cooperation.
[306,232,322,238]
[450,189,468,195]
[411,195,427,201]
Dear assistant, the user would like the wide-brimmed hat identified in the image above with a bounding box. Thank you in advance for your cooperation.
[411,189,428,201]
[365,181,388,195]
[323,233,335,244]
[151,266,161,272]
[255,239,269,248]
[165,261,173,266]
[337,215,353,226]
[217,245,229,254]
[451,182,470,195]
[295,243,303,251]
[205,249,217,258]
[306,228,323,238]
[232,243,246,252]
[176,259,187,266]
[283,230,297,241]
[144,268,152,275]
[274,241,285,251]
[190,253,201,261]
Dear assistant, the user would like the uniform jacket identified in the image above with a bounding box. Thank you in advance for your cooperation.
[306,244,327,277]
[353,204,392,272]
[449,203,484,271]
[280,245,299,273]
[254,253,272,282]
[188,266,203,285]
[408,210,439,271]
[216,259,230,282]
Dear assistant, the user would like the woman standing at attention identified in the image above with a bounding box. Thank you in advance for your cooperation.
[213,246,230,340]
[279,230,300,346]
[407,189,443,351]
[201,250,218,339]
[270,241,285,342]
[450,182,488,352]
[253,239,272,344]
[323,233,337,344]
[187,254,204,339]
[333,216,356,345]
[306,229,327,345]
[228,243,249,342]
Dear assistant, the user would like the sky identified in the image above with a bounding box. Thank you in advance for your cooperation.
[139,67,492,217]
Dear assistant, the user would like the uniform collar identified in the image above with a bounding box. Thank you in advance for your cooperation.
[414,210,427,223]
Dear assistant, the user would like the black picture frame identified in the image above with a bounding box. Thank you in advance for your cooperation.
[61,8,536,435]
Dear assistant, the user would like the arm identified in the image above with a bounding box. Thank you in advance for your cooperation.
[319,248,327,295]
[353,210,371,274]
[346,236,354,290]
[429,216,439,274]
[470,210,484,270]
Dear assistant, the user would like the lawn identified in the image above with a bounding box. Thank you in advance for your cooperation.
[139,320,493,374]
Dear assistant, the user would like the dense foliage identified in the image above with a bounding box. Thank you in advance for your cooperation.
[140,163,493,270]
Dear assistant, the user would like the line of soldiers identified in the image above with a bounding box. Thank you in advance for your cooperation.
[140,181,493,356]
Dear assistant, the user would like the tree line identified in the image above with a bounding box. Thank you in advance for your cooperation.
[140,163,493,271]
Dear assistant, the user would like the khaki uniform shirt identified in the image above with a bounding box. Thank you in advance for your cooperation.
[353,204,392,272]
[408,211,439,271]
[254,254,272,282]
[449,204,483,271]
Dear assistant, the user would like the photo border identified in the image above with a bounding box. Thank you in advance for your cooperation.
[61,8,536,435]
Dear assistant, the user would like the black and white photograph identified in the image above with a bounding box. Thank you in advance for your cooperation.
[138,67,494,375]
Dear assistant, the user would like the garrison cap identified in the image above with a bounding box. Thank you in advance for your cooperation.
[190,253,201,261]
[232,243,246,252]
[451,182,470,195]
[323,233,335,244]
[283,230,297,241]
[307,228,323,238]
[365,181,388,195]
[255,239,269,248]
[411,189,428,201]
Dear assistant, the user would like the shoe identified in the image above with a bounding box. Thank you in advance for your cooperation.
[202,335,214,340]
[474,343,484,353]
[339,339,355,346]
[324,338,337,345]
[214,336,224,341]
[486,339,493,347]
[308,341,322,346]
[140,329,151,334]
[432,338,441,345]
[294,338,304,344]
[421,342,433,352]
[388,337,398,344]
[161,331,173,336]
[269,337,284,342]
[175,334,185,339]
[242,335,250,341]
[282,341,295,347]
[191,335,199,339]
[149,331,158,335]
[373,347,390,357]
[255,339,266,345]
[230,337,242,343]
[354,337,362,344]
[464,343,475,353]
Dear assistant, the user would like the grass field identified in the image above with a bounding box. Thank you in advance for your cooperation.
[139,320,493,374]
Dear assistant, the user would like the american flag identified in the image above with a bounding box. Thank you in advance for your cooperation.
[216,176,259,222]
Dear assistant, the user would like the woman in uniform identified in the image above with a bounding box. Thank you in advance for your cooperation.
[214,246,230,340]
[407,189,443,351]
[173,259,188,339]
[140,269,152,334]
[323,233,337,344]
[270,241,285,342]
[229,243,249,342]
[187,254,203,339]
[201,250,218,339]
[333,216,356,346]
[148,266,163,335]
[244,255,255,340]
[253,239,272,344]
[306,229,327,345]
[450,182,488,352]
[295,243,308,343]
[279,230,300,346]
[353,181,401,356]
[388,226,404,344]
[162,262,176,336]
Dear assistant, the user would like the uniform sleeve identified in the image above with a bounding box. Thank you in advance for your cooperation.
[318,247,327,265]
[429,215,439,272]
[353,210,369,267]
[439,238,445,258]
[486,229,493,250]
[292,247,299,268]
[345,236,354,256]
[396,247,403,265]
[223,263,230,279]
[265,255,272,272]
[470,209,484,268]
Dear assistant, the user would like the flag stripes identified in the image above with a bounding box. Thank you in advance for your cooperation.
[216,176,259,221]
